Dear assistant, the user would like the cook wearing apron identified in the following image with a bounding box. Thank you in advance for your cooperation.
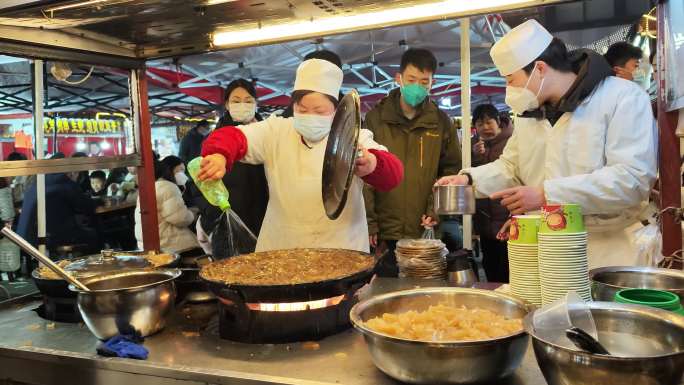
[197,59,404,253]
[437,20,657,269]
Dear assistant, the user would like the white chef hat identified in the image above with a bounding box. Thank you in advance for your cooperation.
[490,19,553,76]
[293,59,343,100]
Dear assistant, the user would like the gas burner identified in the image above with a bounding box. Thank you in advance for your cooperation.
[35,296,81,323]
[216,286,364,344]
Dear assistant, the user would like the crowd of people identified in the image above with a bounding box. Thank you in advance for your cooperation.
[0,20,656,283]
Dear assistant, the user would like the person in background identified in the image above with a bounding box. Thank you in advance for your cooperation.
[105,167,128,197]
[281,49,344,118]
[120,166,138,202]
[363,48,462,276]
[135,156,199,253]
[16,170,100,255]
[604,42,643,82]
[0,176,20,281]
[194,79,268,254]
[71,152,92,192]
[88,170,107,198]
[179,120,211,164]
[5,152,27,209]
[471,103,513,283]
[88,142,103,157]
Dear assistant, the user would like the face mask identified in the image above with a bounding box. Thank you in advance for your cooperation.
[174,172,188,186]
[505,67,545,114]
[293,113,333,143]
[229,102,256,123]
[399,75,430,107]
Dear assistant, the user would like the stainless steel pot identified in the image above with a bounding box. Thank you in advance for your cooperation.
[434,185,476,215]
[70,269,181,340]
[525,301,684,385]
[590,266,684,302]
[350,287,531,384]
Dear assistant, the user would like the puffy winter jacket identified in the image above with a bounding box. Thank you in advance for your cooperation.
[134,179,199,252]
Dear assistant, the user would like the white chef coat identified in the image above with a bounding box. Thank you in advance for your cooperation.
[467,76,657,269]
[237,115,387,253]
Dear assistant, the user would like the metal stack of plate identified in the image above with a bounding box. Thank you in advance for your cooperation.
[396,239,447,280]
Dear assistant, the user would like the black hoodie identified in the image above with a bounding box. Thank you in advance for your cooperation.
[521,49,614,126]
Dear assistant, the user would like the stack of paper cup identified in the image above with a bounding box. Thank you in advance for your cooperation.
[507,215,542,306]
[538,204,591,303]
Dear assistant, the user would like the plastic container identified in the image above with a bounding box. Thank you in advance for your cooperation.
[533,291,598,348]
[615,288,684,316]
[187,156,230,211]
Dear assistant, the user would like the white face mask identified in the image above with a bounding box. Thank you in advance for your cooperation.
[505,67,545,114]
[293,113,333,143]
[174,172,188,186]
[229,102,256,123]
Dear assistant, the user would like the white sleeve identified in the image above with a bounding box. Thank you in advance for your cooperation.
[238,116,283,165]
[358,129,388,152]
[543,88,657,214]
[466,123,522,197]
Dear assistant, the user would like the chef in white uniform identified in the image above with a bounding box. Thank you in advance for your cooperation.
[438,20,657,269]
[198,59,404,252]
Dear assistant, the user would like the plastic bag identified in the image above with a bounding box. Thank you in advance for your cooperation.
[633,222,662,266]
[210,209,258,260]
[421,226,435,240]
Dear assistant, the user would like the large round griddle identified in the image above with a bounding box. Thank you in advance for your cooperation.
[322,89,361,220]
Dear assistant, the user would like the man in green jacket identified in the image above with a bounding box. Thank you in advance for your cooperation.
[363,48,462,277]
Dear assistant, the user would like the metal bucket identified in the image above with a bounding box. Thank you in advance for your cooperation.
[434,185,476,215]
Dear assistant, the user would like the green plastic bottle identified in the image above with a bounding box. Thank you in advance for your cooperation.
[187,157,231,211]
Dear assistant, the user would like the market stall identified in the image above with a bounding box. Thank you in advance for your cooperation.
[0,0,683,385]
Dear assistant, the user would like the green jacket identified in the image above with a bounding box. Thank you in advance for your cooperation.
[363,89,462,240]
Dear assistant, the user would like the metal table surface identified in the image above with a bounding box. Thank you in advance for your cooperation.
[0,278,548,385]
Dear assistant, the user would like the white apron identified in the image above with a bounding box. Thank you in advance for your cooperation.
[467,77,658,268]
[238,116,387,253]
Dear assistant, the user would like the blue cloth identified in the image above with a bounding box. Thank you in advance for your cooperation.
[97,334,149,360]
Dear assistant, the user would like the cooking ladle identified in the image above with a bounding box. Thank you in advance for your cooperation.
[1,226,90,291]
[566,326,611,355]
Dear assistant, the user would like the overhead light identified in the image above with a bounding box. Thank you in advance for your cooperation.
[44,0,133,13]
[213,0,543,48]
[100,141,111,150]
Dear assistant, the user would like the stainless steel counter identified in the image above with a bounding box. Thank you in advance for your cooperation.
[0,279,548,385]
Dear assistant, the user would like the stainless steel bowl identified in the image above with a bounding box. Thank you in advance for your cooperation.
[434,185,476,215]
[350,287,532,384]
[590,266,684,302]
[525,301,684,385]
[70,269,181,340]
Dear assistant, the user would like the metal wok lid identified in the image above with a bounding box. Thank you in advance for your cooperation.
[322,89,361,220]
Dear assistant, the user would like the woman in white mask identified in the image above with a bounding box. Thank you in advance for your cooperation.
[134,155,200,253]
[193,79,269,256]
[437,19,657,269]
[197,59,404,252]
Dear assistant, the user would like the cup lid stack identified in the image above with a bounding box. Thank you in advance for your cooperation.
[538,204,591,304]
[396,239,447,280]
[507,215,542,306]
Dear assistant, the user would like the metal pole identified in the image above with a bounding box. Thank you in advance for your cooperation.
[460,18,472,251]
[32,59,47,256]
[131,68,160,251]
[656,0,682,268]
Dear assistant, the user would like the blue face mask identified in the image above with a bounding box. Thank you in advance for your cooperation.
[400,75,431,107]
[293,113,333,143]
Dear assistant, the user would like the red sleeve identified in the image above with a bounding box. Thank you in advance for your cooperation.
[200,126,248,170]
[362,149,404,192]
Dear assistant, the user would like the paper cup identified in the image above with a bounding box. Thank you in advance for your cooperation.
[539,204,584,234]
[509,215,541,244]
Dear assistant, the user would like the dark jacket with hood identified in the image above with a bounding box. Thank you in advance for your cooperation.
[179,127,206,164]
[472,121,513,240]
[363,89,462,240]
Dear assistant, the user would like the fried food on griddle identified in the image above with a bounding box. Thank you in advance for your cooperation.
[200,248,374,285]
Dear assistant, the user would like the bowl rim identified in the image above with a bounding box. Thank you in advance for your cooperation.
[589,266,684,292]
[524,301,684,360]
[68,268,181,293]
[349,287,532,347]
